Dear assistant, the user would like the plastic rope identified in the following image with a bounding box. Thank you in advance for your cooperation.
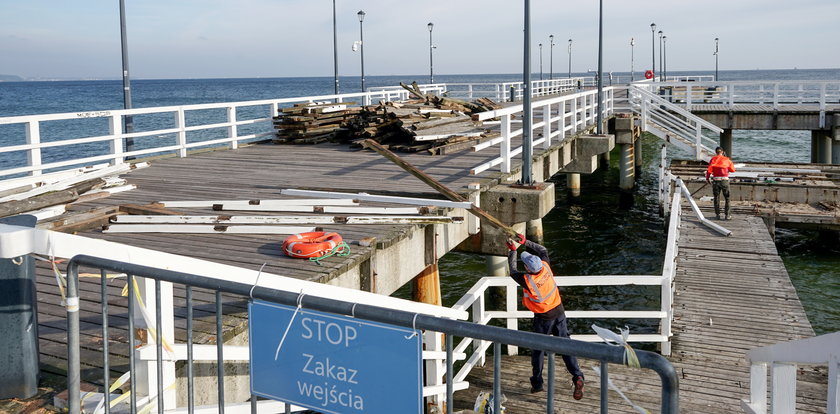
[308,241,351,265]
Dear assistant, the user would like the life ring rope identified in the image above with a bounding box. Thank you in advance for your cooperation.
[281,231,351,265]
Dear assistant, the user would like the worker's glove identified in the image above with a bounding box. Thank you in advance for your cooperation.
[505,239,518,251]
[516,233,526,244]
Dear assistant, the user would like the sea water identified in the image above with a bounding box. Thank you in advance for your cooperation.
[1,69,837,335]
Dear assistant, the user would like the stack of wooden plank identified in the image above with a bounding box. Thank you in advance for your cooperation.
[272,84,502,154]
[0,163,146,232]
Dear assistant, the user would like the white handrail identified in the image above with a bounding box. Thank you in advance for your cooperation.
[742,332,840,414]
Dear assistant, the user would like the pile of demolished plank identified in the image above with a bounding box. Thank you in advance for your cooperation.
[272,82,502,155]
[0,163,146,232]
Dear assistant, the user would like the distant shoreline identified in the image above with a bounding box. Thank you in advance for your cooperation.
[2,67,840,83]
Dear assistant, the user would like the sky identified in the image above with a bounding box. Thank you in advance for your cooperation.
[1,0,839,80]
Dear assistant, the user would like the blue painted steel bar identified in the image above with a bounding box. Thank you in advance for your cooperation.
[127,273,137,414]
[601,360,609,414]
[446,334,454,414]
[493,342,501,414]
[547,352,555,413]
[100,270,111,414]
[250,397,257,414]
[216,291,225,414]
[186,286,195,414]
[66,265,81,413]
[155,280,164,414]
[65,256,681,414]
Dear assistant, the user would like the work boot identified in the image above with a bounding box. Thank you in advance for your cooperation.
[530,385,544,394]
[573,377,585,400]
[725,213,732,220]
[715,214,721,220]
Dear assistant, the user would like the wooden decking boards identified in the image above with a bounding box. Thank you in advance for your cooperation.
[457,212,825,413]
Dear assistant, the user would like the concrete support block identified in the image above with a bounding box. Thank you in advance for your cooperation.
[811,132,820,163]
[720,129,733,157]
[833,114,840,165]
[526,218,544,244]
[619,143,635,191]
[480,182,555,225]
[455,221,527,256]
[614,116,635,145]
[567,173,581,198]
[560,134,615,174]
[600,151,611,170]
[817,130,832,164]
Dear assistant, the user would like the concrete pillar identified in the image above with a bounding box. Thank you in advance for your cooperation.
[833,114,840,165]
[634,137,643,174]
[817,130,832,164]
[619,143,635,191]
[486,255,508,277]
[412,263,441,306]
[599,150,611,170]
[526,218,544,244]
[811,131,821,163]
[720,129,733,157]
[567,173,581,198]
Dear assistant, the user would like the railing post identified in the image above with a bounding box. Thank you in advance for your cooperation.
[542,103,552,149]
[571,96,579,134]
[25,121,42,176]
[66,263,81,414]
[175,109,188,157]
[729,84,736,108]
[500,114,511,174]
[686,85,693,110]
[473,291,486,367]
[227,106,238,150]
[771,362,797,413]
[506,284,518,355]
[773,83,780,109]
[695,123,703,160]
[424,331,445,412]
[747,362,768,413]
[820,83,827,128]
[828,354,838,414]
[108,115,125,165]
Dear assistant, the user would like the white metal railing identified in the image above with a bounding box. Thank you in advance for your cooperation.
[470,86,616,175]
[368,78,587,102]
[646,80,840,128]
[629,84,721,160]
[742,332,840,414]
[0,86,445,179]
[449,188,682,380]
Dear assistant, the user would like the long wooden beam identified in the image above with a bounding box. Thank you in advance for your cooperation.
[361,139,517,237]
[112,215,463,225]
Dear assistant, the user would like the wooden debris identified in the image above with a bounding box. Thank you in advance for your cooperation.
[39,206,123,233]
[112,215,463,225]
[120,203,183,216]
[102,224,316,234]
[272,86,502,154]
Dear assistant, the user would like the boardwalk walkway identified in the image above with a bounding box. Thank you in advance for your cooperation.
[457,211,826,413]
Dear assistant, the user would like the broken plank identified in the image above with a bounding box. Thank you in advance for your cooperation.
[211,204,434,215]
[112,215,463,225]
[158,199,359,208]
[279,189,472,209]
[119,203,183,216]
[102,224,316,234]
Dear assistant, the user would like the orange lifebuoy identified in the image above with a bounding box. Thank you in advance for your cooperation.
[282,232,343,259]
[645,70,654,80]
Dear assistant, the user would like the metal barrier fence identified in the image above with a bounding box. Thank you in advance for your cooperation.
[64,255,679,414]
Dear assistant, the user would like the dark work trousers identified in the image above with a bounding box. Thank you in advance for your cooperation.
[531,314,584,389]
[712,179,731,217]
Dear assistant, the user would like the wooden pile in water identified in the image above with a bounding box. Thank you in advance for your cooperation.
[272,82,502,154]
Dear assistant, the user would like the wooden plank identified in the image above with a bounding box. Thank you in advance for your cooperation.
[102,224,316,234]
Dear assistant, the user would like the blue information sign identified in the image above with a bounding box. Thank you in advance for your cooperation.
[248,300,422,414]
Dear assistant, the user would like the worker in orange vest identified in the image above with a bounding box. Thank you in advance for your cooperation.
[507,233,585,400]
[705,147,736,220]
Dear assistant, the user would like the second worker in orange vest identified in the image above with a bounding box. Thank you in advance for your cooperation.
[507,233,585,399]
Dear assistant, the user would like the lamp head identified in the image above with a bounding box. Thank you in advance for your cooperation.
[428,22,434,32]
[651,23,656,31]
[357,10,365,22]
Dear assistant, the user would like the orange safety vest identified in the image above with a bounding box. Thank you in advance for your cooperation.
[522,261,562,314]
[706,155,735,179]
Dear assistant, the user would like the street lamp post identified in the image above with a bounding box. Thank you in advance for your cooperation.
[119,0,134,154]
[428,22,434,84]
[539,43,543,81]
[630,37,635,82]
[522,0,533,185]
[357,10,365,92]
[658,30,664,82]
[596,0,603,134]
[549,35,554,80]
[714,37,719,81]
[650,23,656,78]
[332,0,339,95]
[567,39,572,79]
[663,35,667,81]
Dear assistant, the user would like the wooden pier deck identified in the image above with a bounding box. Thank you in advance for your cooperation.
[456,211,826,413]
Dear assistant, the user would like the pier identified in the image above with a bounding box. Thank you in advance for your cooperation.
[1,78,838,413]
